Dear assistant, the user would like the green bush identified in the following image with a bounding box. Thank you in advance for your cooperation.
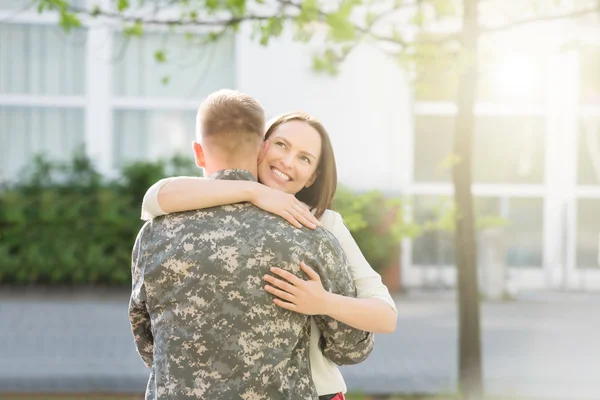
[0,149,199,285]
[333,186,420,273]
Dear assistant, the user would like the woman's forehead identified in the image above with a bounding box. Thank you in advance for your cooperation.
[272,121,322,151]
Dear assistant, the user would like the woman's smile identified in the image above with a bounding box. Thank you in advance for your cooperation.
[270,166,293,182]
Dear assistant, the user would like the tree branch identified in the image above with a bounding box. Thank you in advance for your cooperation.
[481,4,600,35]
[66,4,287,27]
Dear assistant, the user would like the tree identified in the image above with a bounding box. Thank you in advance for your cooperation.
[34,0,600,398]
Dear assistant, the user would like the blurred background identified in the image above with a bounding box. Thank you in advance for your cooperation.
[0,0,599,399]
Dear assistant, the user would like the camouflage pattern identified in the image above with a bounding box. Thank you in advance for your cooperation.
[129,169,374,400]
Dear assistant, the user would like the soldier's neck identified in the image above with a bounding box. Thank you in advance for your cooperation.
[203,163,258,179]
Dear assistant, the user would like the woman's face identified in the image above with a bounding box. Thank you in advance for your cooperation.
[258,120,322,195]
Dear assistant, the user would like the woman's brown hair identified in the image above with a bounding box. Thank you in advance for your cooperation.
[264,112,337,220]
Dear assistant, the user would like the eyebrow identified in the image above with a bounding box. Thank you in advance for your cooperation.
[273,136,318,161]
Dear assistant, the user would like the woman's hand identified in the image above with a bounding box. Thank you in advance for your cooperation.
[264,262,331,315]
[251,184,320,229]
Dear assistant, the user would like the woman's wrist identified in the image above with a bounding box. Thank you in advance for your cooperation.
[246,181,265,205]
[319,291,337,316]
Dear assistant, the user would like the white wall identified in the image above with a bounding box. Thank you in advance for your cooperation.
[235,25,413,192]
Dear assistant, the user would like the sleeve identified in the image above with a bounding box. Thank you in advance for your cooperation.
[324,210,397,312]
[311,231,375,366]
[141,178,173,221]
[128,225,154,368]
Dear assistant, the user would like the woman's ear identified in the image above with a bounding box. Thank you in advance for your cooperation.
[192,141,206,168]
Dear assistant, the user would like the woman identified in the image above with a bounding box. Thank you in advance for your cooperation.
[142,112,397,400]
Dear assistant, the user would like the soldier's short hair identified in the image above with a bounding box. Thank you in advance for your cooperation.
[197,89,265,156]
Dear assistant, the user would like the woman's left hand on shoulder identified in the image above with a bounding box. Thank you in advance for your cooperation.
[263,262,331,316]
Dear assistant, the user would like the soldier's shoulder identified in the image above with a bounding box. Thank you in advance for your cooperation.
[134,219,153,241]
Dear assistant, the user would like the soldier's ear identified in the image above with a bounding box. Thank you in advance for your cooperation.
[257,140,269,165]
[192,141,206,168]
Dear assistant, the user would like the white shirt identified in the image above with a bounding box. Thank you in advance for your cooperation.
[141,178,397,395]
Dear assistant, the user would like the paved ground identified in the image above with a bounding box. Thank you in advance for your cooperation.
[1,287,599,399]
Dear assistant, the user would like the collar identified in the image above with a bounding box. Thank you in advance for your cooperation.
[209,169,257,182]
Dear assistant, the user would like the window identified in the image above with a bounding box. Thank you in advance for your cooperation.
[411,195,543,268]
[414,115,545,184]
[0,24,86,95]
[411,196,455,266]
[0,23,86,182]
[111,32,236,168]
[578,116,600,185]
[413,116,454,183]
[113,110,196,168]
[0,107,85,180]
[577,199,600,269]
[476,197,543,268]
[113,32,235,98]
[580,45,600,105]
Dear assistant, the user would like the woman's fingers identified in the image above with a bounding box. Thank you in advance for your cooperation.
[264,284,296,302]
[292,203,320,227]
[264,272,300,294]
[299,262,320,281]
[290,210,318,229]
[269,267,303,286]
[295,200,311,211]
[280,210,303,229]
[272,298,297,311]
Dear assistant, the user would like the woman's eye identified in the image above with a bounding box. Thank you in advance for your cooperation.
[275,141,286,149]
[300,156,311,164]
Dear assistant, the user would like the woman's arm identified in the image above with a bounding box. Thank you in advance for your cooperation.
[141,177,255,220]
[264,211,398,334]
[140,176,320,228]
[265,264,397,334]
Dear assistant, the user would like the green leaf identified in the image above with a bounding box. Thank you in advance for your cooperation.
[36,2,45,13]
[298,0,319,23]
[312,49,340,75]
[205,0,219,12]
[117,0,129,12]
[161,76,170,85]
[325,0,360,42]
[257,17,284,46]
[124,22,144,37]
[91,5,101,17]
[225,0,246,16]
[154,50,167,64]
[326,13,356,42]
[207,31,222,42]
[58,11,81,33]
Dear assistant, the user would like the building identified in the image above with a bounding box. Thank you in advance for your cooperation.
[1,1,599,291]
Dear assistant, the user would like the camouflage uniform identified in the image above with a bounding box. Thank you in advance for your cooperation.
[129,169,374,400]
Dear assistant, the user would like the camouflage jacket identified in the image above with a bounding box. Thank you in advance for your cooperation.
[129,169,374,400]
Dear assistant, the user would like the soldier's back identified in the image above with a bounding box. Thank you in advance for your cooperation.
[139,202,332,399]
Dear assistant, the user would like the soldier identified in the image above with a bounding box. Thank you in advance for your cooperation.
[129,89,374,399]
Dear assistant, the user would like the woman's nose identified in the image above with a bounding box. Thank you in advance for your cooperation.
[281,155,294,169]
